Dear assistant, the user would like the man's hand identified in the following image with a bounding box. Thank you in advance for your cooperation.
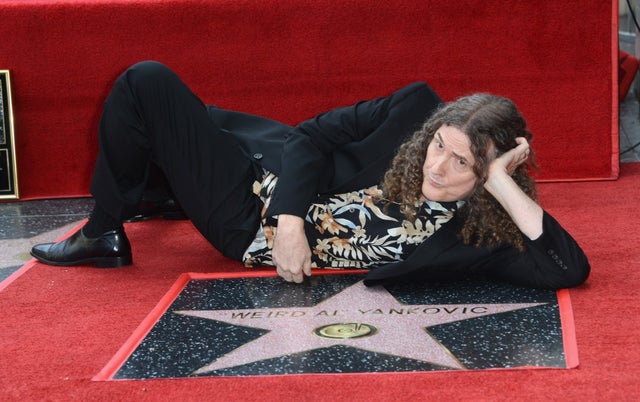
[488,137,530,177]
[484,137,543,240]
[272,214,312,283]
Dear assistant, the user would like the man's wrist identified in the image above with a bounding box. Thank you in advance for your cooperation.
[277,214,305,230]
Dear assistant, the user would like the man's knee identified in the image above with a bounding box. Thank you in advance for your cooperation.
[121,60,179,93]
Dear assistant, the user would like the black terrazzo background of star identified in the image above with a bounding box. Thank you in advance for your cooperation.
[113,274,566,379]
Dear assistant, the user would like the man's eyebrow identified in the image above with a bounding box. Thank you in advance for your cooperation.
[436,132,471,162]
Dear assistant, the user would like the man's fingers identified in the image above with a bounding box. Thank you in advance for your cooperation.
[271,214,312,283]
[276,265,293,282]
[276,264,309,283]
[303,261,312,277]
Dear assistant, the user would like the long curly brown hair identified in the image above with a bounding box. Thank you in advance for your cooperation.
[380,93,538,251]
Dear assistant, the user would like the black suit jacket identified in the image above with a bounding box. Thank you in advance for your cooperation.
[207,82,590,290]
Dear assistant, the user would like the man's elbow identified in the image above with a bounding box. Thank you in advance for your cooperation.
[546,260,591,290]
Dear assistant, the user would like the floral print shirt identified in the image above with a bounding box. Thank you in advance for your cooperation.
[242,171,463,269]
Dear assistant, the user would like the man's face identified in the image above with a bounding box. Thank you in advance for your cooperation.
[421,124,479,202]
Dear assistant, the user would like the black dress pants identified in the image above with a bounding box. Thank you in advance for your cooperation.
[90,61,262,259]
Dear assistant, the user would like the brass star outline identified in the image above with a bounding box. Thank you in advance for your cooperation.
[176,280,544,373]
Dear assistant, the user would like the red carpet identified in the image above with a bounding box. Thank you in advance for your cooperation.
[0,0,618,199]
[1,164,639,401]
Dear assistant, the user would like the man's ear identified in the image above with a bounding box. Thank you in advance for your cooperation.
[485,140,499,161]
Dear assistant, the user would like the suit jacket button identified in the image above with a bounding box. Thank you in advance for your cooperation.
[253,153,263,160]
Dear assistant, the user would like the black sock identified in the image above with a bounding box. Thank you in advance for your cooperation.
[83,204,122,238]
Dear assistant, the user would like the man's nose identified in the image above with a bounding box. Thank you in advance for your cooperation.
[431,155,447,175]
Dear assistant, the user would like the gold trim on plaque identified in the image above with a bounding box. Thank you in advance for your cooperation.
[0,69,18,199]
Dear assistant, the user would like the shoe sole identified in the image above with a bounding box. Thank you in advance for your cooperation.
[125,211,187,223]
[30,252,133,269]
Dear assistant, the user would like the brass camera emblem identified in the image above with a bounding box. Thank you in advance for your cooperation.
[313,323,377,340]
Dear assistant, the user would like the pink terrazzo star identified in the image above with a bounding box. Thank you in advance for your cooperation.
[176,281,544,373]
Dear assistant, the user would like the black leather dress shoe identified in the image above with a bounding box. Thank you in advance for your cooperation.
[31,227,132,268]
[125,197,187,222]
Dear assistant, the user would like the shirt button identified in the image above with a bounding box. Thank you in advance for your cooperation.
[253,153,263,160]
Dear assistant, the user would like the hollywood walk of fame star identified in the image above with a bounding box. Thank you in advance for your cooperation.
[175,280,545,374]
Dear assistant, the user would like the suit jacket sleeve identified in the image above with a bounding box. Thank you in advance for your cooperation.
[265,82,440,218]
[475,211,590,289]
[364,211,590,290]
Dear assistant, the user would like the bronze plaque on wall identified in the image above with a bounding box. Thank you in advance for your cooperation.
[0,70,18,199]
